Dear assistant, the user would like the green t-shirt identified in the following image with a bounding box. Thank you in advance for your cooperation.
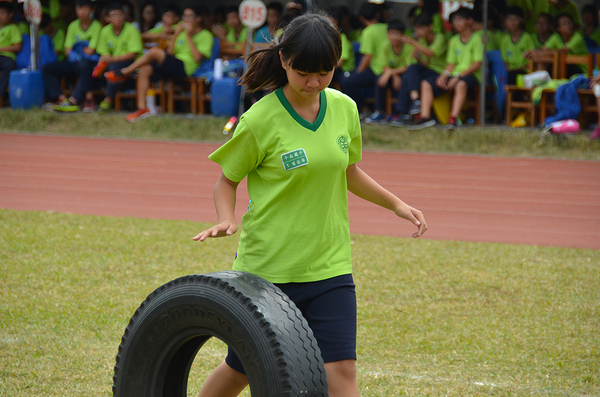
[446,31,484,82]
[173,29,213,76]
[226,26,248,43]
[583,28,600,47]
[43,28,66,61]
[526,0,549,32]
[419,32,447,74]
[545,31,589,74]
[208,87,362,284]
[380,42,415,71]
[340,32,355,72]
[548,1,582,28]
[414,8,446,34]
[149,23,180,34]
[359,23,388,75]
[0,24,22,61]
[96,22,143,57]
[500,31,536,70]
[64,19,102,49]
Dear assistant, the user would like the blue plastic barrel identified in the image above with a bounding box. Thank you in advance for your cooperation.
[9,70,45,109]
[210,77,241,117]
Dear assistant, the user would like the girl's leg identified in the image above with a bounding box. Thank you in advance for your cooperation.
[420,80,434,119]
[197,361,248,397]
[121,47,167,76]
[136,64,154,109]
[450,80,468,118]
[325,359,359,397]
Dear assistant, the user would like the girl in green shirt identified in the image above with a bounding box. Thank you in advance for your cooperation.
[194,13,427,397]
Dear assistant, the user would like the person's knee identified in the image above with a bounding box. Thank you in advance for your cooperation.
[325,359,357,382]
[138,64,153,76]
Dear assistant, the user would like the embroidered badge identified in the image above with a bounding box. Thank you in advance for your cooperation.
[281,149,308,171]
[337,135,349,154]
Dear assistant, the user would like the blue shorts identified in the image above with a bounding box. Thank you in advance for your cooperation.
[225,274,357,374]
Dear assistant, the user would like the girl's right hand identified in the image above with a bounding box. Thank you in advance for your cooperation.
[193,222,238,242]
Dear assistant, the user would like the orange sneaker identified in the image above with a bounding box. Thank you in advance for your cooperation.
[91,61,108,78]
[126,108,152,123]
[104,70,128,84]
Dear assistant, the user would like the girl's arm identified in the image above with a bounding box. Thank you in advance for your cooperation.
[193,172,240,241]
[346,163,427,238]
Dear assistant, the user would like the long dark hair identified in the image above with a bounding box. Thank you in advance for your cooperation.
[241,13,342,92]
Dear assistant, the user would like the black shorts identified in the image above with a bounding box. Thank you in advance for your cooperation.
[150,53,187,82]
[225,273,357,374]
[423,73,480,97]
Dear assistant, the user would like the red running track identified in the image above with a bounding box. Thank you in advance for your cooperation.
[1,133,599,250]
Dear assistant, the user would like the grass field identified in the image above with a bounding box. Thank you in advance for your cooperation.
[1,209,599,396]
[1,108,600,160]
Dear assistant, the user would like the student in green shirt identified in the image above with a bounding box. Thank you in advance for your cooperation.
[104,6,213,122]
[141,4,180,42]
[536,13,589,77]
[532,12,554,48]
[391,12,447,126]
[414,0,446,35]
[501,7,536,84]
[365,19,416,124]
[411,7,483,130]
[0,2,22,101]
[327,6,356,86]
[94,2,143,113]
[548,0,582,29]
[44,0,102,112]
[580,4,600,48]
[341,2,388,113]
[212,6,248,57]
[40,13,66,61]
[194,14,426,397]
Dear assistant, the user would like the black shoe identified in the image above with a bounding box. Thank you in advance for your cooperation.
[390,113,413,127]
[408,116,436,130]
[408,100,421,115]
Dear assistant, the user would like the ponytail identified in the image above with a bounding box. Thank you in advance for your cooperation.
[241,12,342,92]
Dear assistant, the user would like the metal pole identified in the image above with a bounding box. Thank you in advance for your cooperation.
[479,0,488,125]
[30,23,39,70]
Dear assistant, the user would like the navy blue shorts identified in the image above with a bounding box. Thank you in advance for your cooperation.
[423,73,479,98]
[225,274,357,375]
[150,53,187,83]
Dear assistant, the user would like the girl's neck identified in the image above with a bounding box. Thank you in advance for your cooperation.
[510,28,523,40]
[561,32,573,42]
[460,29,472,41]
[282,84,321,123]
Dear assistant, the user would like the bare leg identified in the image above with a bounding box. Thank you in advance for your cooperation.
[121,47,167,76]
[197,361,248,397]
[324,359,359,397]
[409,89,419,101]
[420,80,434,119]
[136,64,153,109]
[450,80,468,118]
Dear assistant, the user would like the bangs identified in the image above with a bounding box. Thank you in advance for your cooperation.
[283,15,341,73]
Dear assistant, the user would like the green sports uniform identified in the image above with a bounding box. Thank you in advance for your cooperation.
[359,23,389,75]
[379,42,416,71]
[533,34,551,49]
[548,1,582,28]
[208,88,362,284]
[64,19,102,50]
[226,26,248,44]
[148,23,180,35]
[545,31,589,74]
[419,32,447,73]
[96,22,143,57]
[173,29,213,76]
[0,24,22,61]
[446,31,484,82]
[340,32,355,73]
[500,31,536,70]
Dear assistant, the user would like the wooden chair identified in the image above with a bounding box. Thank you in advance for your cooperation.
[504,52,560,126]
[166,77,205,114]
[220,41,245,60]
[114,78,166,112]
[539,53,594,125]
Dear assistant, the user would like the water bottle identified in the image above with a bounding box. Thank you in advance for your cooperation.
[214,58,223,80]
[146,88,157,114]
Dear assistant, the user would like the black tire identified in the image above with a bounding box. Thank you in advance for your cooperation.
[112,271,329,397]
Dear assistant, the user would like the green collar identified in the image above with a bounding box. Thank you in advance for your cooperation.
[276,88,327,132]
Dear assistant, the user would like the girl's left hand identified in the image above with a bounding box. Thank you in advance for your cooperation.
[394,203,427,238]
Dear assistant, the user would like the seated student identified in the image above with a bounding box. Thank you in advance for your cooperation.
[580,4,600,48]
[341,1,388,116]
[532,13,589,78]
[104,6,213,122]
[548,0,582,29]
[365,20,416,124]
[471,5,503,51]
[40,13,66,61]
[410,7,483,130]
[0,2,22,103]
[532,13,554,48]
[44,0,102,112]
[389,12,447,127]
[412,0,446,35]
[254,2,283,43]
[132,2,160,33]
[213,5,248,58]
[93,2,143,113]
[501,7,536,84]
[327,6,356,86]
[142,4,180,42]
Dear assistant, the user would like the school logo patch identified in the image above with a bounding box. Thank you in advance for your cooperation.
[281,149,308,171]
[337,135,349,154]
